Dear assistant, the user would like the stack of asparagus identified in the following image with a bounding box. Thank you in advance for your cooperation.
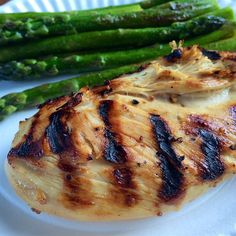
[0,0,235,120]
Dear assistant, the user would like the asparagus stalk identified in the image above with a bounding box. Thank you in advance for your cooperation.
[0,3,143,24]
[142,0,213,9]
[141,0,170,9]
[0,46,170,81]
[0,21,235,120]
[1,22,234,81]
[0,64,142,121]
[185,23,235,46]
[0,0,218,45]
[0,0,199,24]
[0,11,229,63]
[0,0,180,24]
[204,31,236,51]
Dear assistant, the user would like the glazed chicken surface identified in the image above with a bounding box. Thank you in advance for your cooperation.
[7,45,236,221]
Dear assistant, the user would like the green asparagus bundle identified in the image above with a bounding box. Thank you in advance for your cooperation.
[1,24,235,120]
[0,22,234,81]
[0,0,219,45]
[0,9,231,63]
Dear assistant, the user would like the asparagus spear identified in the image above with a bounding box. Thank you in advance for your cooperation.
[0,11,229,63]
[204,31,236,51]
[1,22,234,81]
[0,0,178,24]
[0,3,143,24]
[0,64,142,121]
[184,23,235,47]
[0,0,175,24]
[141,0,172,9]
[0,0,218,45]
[0,46,169,81]
[0,0,195,24]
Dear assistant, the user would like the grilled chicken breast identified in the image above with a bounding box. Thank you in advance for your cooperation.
[7,45,236,221]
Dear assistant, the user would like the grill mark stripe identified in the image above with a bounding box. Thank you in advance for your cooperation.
[158,154,183,202]
[199,129,224,180]
[62,173,94,209]
[113,167,133,188]
[46,98,78,173]
[8,114,44,160]
[46,110,73,155]
[46,93,82,157]
[113,167,138,207]
[230,106,236,125]
[150,114,183,202]
[99,100,112,127]
[45,94,94,208]
[150,115,182,167]
[99,100,138,206]
[99,100,127,164]
[8,134,43,159]
[201,48,221,60]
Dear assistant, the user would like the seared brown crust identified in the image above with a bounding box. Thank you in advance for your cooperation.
[7,46,236,221]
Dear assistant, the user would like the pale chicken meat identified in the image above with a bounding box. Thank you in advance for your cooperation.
[6,45,236,221]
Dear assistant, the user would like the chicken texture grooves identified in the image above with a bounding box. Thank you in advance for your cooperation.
[7,45,236,221]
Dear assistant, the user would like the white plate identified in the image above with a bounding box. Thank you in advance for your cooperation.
[0,1,236,236]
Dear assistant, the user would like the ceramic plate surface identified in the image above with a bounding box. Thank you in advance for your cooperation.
[0,1,236,236]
